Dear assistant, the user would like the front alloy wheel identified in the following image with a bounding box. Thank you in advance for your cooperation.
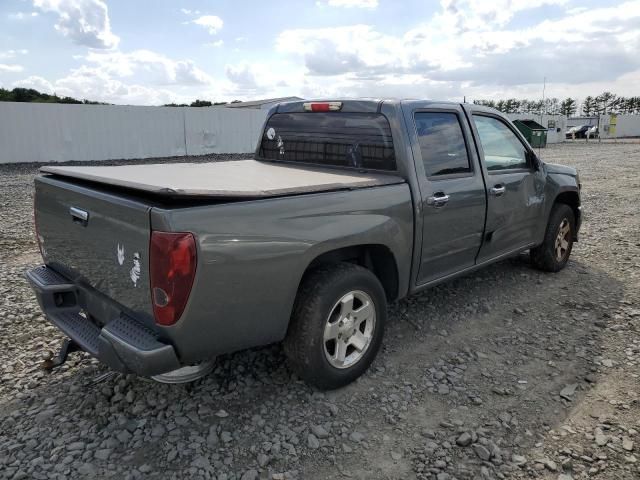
[531,203,576,272]
[554,218,571,262]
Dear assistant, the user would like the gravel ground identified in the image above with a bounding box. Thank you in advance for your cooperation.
[1,143,639,480]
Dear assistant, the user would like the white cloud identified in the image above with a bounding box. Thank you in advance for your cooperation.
[192,15,223,35]
[277,25,403,76]
[33,0,119,49]
[8,0,640,105]
[0,49,29,60]
[12,48,228,105]
[317,0,378,8]
[225,63,259,89]
[8,11,39,20]
[275,0,640,99]
[52,66,177,104]
[81,50,213,85]
[0,64,24,73]
[12,75,55,93]
[438,0,569,30]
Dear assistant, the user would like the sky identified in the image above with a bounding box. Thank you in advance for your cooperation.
[1,0,639,105]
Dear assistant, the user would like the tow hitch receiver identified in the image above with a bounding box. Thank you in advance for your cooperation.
[42,338,82,370]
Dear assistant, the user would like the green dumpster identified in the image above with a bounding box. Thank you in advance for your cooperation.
[513,119,547,148]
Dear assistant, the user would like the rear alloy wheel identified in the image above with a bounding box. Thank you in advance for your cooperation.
[531,203,575,272]
[284,263,386,390]
[323,290,376,370]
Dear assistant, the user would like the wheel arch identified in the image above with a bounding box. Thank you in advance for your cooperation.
[553,190,580,239]
[301,244,400,303]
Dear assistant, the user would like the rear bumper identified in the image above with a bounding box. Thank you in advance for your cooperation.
[25,265,180,376]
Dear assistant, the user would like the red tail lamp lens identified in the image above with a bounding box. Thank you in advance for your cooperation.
[150,231,197,326]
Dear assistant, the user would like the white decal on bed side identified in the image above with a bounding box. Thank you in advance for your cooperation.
[117,243,125,266]
[130,252,141,287]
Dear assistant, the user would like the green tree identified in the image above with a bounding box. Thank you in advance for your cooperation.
[473,99,496,109]
[582,96,596,115]
[544,97,560,115]
[190,99,213,107]
[0,86,107,104]
[594,92,617,114]
[559,98,577,116]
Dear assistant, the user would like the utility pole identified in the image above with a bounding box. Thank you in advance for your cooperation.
[541,76,546,125]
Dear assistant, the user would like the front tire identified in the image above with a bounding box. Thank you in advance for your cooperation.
[530,203,575,272]
[284,263,387,390]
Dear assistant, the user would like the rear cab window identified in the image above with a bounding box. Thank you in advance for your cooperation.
[414,112,471,178]
[257,112,396,171]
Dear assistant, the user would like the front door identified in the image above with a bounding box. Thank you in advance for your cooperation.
[467,110,546,263]
[402,102,487,285]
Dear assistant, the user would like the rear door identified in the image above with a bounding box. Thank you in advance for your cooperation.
[401,101,486,284]
[465,108,546,262]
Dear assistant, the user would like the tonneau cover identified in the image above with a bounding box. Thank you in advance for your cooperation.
[41,159,404,198]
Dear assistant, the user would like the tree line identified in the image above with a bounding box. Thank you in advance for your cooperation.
[0,87,243,107]
[473,92,640,116]
[0,87,107,105]
[162,99,243,107]
[4,86,640,115]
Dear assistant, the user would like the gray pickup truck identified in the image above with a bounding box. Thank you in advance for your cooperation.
[26,99,582,389]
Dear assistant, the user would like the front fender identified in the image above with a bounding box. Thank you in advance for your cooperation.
[537,167,581,244]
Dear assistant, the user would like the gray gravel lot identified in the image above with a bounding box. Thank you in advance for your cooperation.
[1,143,639,480]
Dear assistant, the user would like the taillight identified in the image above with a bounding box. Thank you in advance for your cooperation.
[303,101,342,112]
[150,231,197,326]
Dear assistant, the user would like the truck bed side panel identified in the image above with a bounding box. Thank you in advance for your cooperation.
[151,183,414,363]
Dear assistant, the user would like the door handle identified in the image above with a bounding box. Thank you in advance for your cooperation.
[69,207,89,226]
[427,193,450,207]
[490,185,506,196]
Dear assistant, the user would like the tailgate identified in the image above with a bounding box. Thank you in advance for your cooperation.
[35,175,153,319]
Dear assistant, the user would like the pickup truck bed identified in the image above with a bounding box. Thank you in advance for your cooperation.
[42,160,405,198]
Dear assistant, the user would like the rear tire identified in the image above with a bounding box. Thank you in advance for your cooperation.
[284,263,387,390]
[530,203,575,272]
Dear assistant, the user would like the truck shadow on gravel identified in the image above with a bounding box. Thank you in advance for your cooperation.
[1,254,627,480]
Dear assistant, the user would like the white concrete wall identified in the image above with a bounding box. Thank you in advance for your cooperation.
[604,114,640,138]
[506,114,567,144]
[184,107,267,156]
[0,102,268,164]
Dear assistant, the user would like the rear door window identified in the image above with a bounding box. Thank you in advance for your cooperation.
[414,112,471,177]
[258,112,396,171]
